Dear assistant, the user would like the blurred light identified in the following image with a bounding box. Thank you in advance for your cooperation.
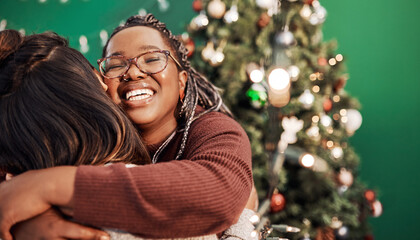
[138,8,147,16]
[341,116,348,123]
[337,226,348,237]
[300,154,315,168]
[268,68,290,91]
[249,214,260,224]
[333,113,340,120]
[321,114,332,127]
[340,109,347,116]
[250,69,264,83]
[288,65,300,81]
[312,85,320,93]
[333,95,341,102]
[317,72,324,80]
[326,140,334,148]
[18,29,25,36]
[329,58,337,65]
[309,73,317,81]
[331,146,344,159]
[312,115,320,123]
[0,20,7,31]
[300,4,312,18]
[336,54,343,61]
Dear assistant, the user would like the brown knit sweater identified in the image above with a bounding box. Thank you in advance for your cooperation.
[73,110,253,238]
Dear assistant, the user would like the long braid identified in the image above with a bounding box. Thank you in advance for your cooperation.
[104,14,232,161]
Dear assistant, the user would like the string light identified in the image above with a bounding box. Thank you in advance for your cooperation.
[336,54,343,61]
[268,67,290,91]
[300,153,315,168]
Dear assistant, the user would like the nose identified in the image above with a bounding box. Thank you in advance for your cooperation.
[123,62,148,82]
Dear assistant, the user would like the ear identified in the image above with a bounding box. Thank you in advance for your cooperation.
[178,70,188,92]
[5,173,13,181]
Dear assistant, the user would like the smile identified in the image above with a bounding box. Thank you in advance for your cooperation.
[125,89,154,101]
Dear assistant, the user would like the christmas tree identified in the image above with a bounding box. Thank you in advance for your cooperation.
[185,0,382,239]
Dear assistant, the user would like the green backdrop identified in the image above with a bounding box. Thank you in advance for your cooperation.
[1,0,419,239]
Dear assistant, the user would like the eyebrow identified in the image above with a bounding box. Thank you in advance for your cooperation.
[108,45,162,57]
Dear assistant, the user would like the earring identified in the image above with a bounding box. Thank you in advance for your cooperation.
[179,89,185,103]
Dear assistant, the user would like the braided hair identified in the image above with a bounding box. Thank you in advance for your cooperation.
[103,14,232,160]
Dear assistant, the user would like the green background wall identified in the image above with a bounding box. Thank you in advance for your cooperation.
[1,0,418,239]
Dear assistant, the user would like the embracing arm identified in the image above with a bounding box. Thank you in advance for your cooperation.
[0,112,253,239]
[72,112,253,238]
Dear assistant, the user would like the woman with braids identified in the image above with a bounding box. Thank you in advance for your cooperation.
[0,14,255,240]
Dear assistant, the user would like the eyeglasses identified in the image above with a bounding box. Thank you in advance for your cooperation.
[97,50,182,79]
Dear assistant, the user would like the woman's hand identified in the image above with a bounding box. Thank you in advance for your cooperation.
[0,166,77,240]
[12,208,110,240]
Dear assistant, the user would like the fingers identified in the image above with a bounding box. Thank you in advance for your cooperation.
[57,220,110,240]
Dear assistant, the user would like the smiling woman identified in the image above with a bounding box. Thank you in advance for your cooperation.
[0,14,254,239]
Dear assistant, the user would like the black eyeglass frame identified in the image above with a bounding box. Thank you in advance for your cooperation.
[97,50,183,79]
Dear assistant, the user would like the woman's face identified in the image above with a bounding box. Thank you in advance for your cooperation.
[103,26,187,134]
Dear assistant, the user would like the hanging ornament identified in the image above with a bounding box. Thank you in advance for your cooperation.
[274,29,295,47]
[192,0,203,12]
[178,33,195,58]
[330,146,344,160]
[270,192,286,212]
[370,200,383,217]
[335,226,349,240]
[207,0,226,19]
[246,83,268,108]
[333,75,348,92]
[257,12,271,28]
[337,168,353,187]
[364,189,376,203]
[79,35,89,54]
[224,4,239,24]
[298,89,315,109]
[281,116,304,144]
[256,0,276,9]
[288,65,300,81]
[320,114,332,127]
[209,40,226,67]
[342,109,362,134]
[330,217,343,229]
[364,235,374,240]
[189,11,209,31]
[306,124,320,141]
[323,98,333,112]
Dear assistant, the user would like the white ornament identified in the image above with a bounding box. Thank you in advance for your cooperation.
[331,146,343,160]
[223,5,239,23]
[99,30,108,47]
[191,11,209,30]
[0,19,7,31]
[298,89,315,109]
[201,42,215,61]
[275,30,295,47]
[306,124,320,140]
[157,0,170,12]
[256,0,276,9]
[207,0,226,19]
[371,200,383,217]
[320,114,332,127]
[281,116,304,144]
[337,168,353,187]
[343,109,362,134]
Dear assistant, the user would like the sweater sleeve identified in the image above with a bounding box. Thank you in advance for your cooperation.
[73,112,253,238]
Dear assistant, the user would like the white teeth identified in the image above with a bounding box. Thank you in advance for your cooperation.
[126,89,154,101]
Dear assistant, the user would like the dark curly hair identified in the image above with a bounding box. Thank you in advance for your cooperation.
[103,14,232,161]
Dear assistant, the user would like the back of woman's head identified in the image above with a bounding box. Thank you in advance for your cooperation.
[104,14,232,159]
[0,30,150,175]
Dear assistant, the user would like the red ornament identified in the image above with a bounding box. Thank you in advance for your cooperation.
[257,12,271,28]
[318,57,327,66]
[364,234,375,240]
[270,193,286,212]
[192,0,203,12]
[333,76,348,92]
[364,189,376,203]
[323,98,333,112]
[305,0,315,5]
[185,39,195,58]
